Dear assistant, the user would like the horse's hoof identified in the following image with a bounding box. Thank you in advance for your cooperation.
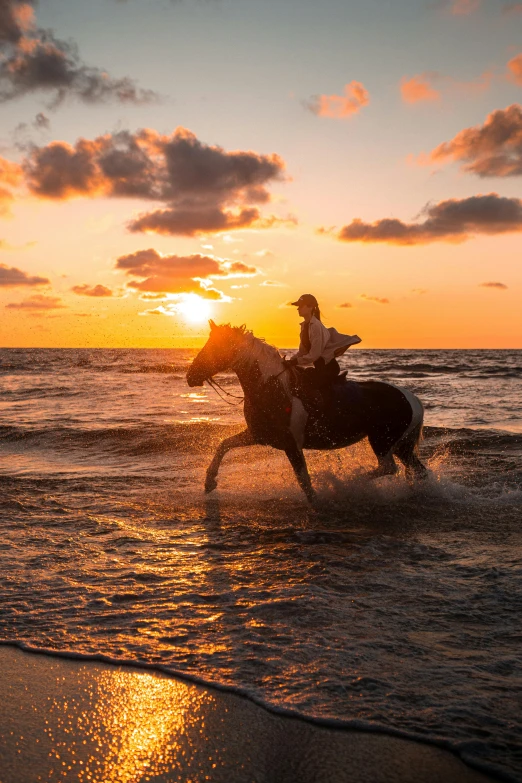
[368,466,398,480]
[205,477,217,493]
[406,465,429,483]
[307,492,319,509]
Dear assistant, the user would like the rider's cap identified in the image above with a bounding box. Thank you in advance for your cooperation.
[291,293,318,307]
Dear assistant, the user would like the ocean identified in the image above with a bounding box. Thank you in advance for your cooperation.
[0,347,521,781]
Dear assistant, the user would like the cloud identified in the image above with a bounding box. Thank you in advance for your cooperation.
[427,104,522,177]
[401,70,491,105]
[34,111,49,128]
[305,81,369,119]
[5,293,64,309]
[401,74,441,104]
[22,127,287,235]
[129,206,272,236]
[333,193,522,245]
[507,54,522,85]
[260,279,286,287]
[338,302,352,308]
[115,248,258,296]
[449,0,480,15]
[0,155,22,186]
[0,154,23,214]
[0,0,157,106]
[479,281,508,289]
[503,3,522,13]
[0,263,49,286]
[138,292,168,301]
[360,294,389,304]
[0,1,35,44]
[71,283,114,297]
[219,260,258,277]
[434,0,480,15]
[411,288,428,294]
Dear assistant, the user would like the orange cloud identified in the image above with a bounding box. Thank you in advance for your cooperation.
[507,53,522,84]
[0,154,23,214]
[0,1,35,44]
[5,293,64,309]
[479,281,508,289]
[305,81,369,119]
[71,284,114,297]
[333,193,522,245]
[0,155,23,187]
[115,248,259,296]
[427,104,522,177]
[360,294,389,304]
[0,263,49,286]
[401,74,441,104]
[401,70,492,105]
[449,0,480,15]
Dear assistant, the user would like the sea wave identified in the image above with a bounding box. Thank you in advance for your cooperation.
[1,421,521,463]
[347,362,522,379]
[0,421,240,456]
[424,426,522,454]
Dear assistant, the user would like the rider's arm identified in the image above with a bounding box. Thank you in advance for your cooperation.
[296,321,325,366]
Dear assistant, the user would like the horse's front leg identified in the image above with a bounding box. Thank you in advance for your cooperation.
[205,429,254,492]
[284,441,316,505]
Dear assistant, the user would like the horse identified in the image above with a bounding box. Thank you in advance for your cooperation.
[186,321,427,503]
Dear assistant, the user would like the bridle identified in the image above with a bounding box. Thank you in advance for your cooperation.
[202,337,291,406]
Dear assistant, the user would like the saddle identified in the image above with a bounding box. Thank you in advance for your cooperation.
[288,367,347,416]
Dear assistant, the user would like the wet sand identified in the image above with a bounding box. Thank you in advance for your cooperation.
[0,645,497,783]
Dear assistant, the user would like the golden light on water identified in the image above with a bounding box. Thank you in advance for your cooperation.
[46,668,209,783]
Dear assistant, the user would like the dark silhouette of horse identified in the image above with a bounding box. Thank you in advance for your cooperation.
[187,322,427,503]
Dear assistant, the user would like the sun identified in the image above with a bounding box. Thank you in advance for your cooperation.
[176,294,212,324]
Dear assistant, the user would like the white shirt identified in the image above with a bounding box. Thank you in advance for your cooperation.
[296,315,361,367]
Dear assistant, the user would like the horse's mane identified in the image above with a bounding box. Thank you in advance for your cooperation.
[214,323,280,360]
[215,323,252,338]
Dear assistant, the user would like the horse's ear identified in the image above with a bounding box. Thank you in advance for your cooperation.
[209,319,217,332]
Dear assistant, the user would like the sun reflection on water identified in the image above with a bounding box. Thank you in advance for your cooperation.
[46,667,210,783]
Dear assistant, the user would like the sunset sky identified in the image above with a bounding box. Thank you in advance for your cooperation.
[0,0,521,348]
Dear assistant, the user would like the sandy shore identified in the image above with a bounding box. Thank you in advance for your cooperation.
[0,645,496,783]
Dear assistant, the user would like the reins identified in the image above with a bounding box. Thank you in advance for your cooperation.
[205,377,245,406]
[205,362,290,406]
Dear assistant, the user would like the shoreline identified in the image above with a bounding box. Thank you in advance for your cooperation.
[0,644,499,783]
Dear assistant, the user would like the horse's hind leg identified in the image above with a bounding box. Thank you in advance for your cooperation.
[394,422,428,481]
[205,429,254,492]
[367,444,399,479]
[365,429,399,478]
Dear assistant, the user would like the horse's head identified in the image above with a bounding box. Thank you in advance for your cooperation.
[187,320,249,387]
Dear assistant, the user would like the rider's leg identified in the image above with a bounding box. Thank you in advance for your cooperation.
[312,358,340,412]
[205,429,254,492]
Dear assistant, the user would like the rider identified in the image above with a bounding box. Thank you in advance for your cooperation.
[286,293,361,411]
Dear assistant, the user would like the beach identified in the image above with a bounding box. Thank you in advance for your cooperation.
[0,645,497,783]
